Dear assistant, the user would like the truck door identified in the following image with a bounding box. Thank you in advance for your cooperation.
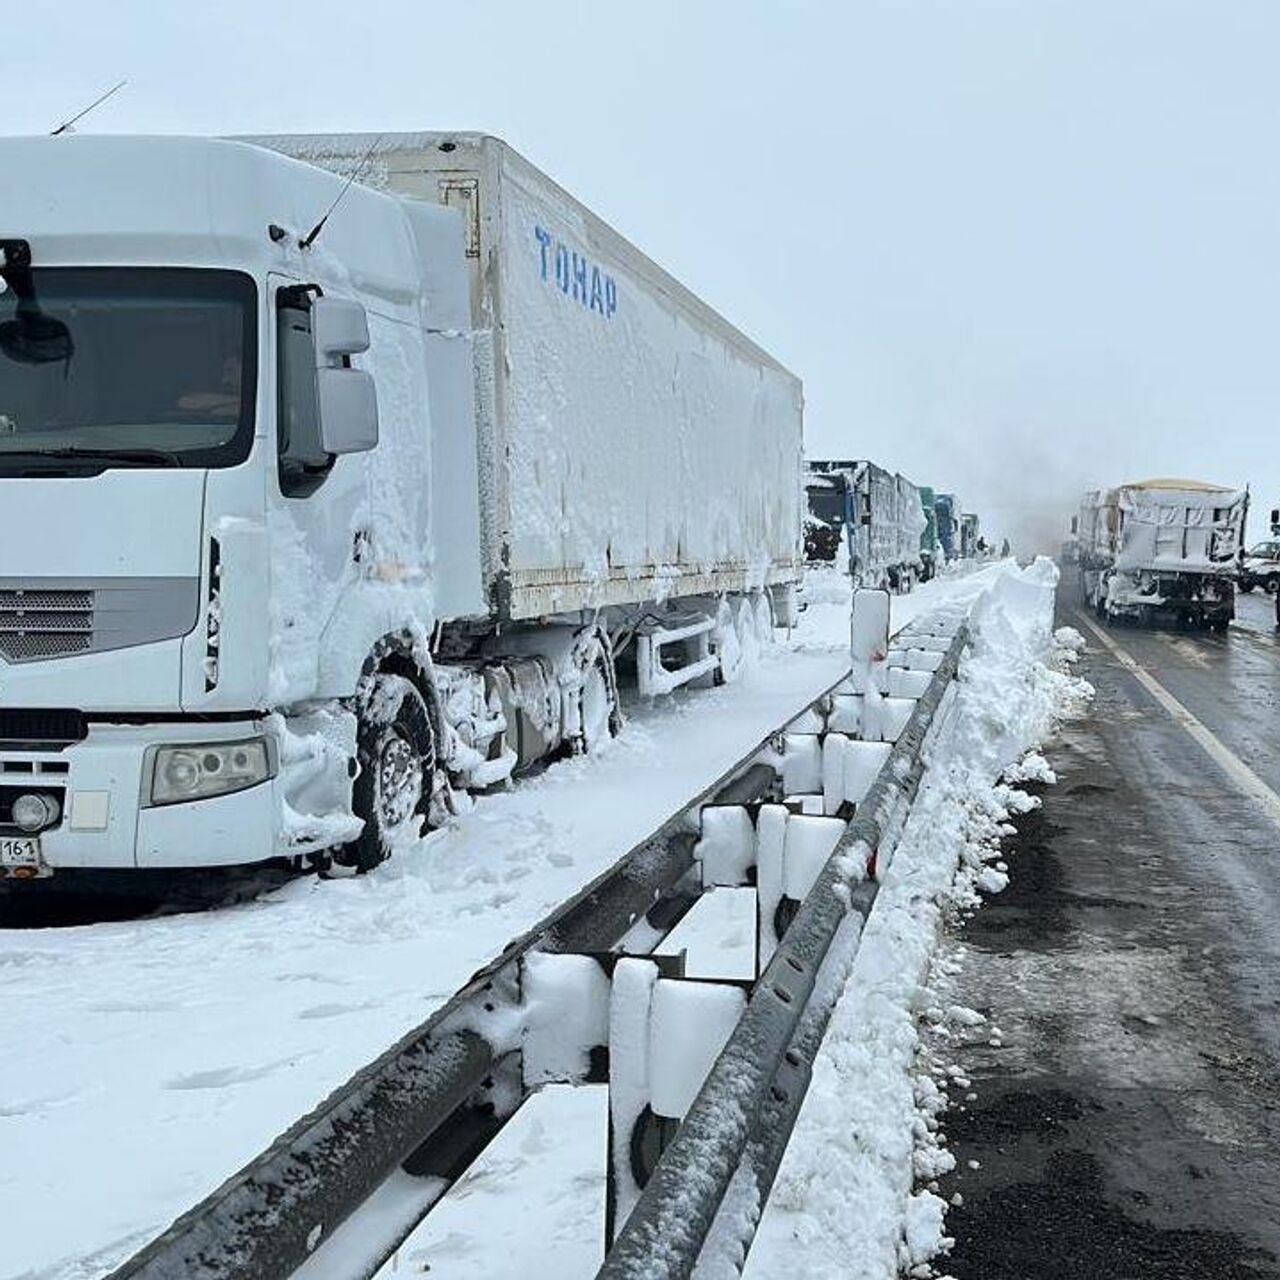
[264,273,369,700]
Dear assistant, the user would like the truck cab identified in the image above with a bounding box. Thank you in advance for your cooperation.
[0,135,477,880]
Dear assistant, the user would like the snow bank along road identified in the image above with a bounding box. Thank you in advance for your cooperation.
[936,575,1280,1279]
[351,559,1077,1280]
[0,568,987,1280]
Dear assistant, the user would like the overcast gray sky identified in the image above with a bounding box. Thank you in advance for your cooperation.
[5,0,1277,548]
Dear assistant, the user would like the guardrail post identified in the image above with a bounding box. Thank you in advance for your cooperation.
[605,959,751,1252]
[850,587,890,694]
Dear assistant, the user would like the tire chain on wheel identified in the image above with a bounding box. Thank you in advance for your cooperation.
[341,673,436,873]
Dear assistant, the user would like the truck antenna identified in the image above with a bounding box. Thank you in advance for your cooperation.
[50,79,127,136]
[299,134,383,250]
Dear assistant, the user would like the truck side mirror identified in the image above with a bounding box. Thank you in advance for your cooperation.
[1271,508,1279,529]
[1070,516,1078,535]
[314,295,370,360]
[312,296,379,456]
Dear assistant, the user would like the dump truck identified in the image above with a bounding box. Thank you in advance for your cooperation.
[1077,478,1248,629]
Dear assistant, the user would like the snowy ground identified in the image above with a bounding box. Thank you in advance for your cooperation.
[0,567,985,1280]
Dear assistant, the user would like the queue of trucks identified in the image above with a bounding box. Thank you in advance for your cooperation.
[803,462,985,588]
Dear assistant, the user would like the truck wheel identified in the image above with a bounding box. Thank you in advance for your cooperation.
[342,674,436,872]
[1267,577,1280,595]
[571,635,621,755]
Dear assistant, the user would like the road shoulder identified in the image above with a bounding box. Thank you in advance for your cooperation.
[933,627,1280,1279]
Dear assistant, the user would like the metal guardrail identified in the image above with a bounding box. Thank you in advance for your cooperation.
[596,623,969,1280]
[107,668,856,1280]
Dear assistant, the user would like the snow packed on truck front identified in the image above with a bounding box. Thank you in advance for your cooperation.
[0,134,375,875]
[0,246,286,873]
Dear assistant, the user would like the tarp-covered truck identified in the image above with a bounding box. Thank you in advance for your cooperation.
[805,460,927,589]
[1077,478,1248,630]
[0,132,802,882]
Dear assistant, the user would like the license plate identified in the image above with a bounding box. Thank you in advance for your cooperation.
[0,836,49,878]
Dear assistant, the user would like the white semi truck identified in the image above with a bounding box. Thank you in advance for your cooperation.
[1077,478,1248,629]
[0,133,802,881]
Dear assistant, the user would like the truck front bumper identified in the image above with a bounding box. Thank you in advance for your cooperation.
[1,718,286,872]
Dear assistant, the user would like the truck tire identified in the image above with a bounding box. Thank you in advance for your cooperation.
[570,633,621,755]
[342,673,436,872]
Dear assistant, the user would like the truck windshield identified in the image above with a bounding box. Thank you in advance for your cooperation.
[0,267,256,472]
[806,487,845,525]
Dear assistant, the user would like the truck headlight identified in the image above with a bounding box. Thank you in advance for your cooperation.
[11,792,60,833]
[146,737,274,807]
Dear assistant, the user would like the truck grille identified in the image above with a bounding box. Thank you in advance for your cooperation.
[0,708,88,748]
[0,590,95,661]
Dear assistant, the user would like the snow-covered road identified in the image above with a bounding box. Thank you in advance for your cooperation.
[1,570,986,1280]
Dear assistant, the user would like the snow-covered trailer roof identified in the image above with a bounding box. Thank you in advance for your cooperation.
[1124,477,1236,493]
[246,132,793,379]
[250,132,805,621]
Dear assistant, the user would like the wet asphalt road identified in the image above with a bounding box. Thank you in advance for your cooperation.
[936,578,1280,1279]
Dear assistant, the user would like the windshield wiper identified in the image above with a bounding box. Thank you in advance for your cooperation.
[0,446,184,472]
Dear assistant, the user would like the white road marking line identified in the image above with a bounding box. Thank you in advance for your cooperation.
[1074,609,1280,832]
